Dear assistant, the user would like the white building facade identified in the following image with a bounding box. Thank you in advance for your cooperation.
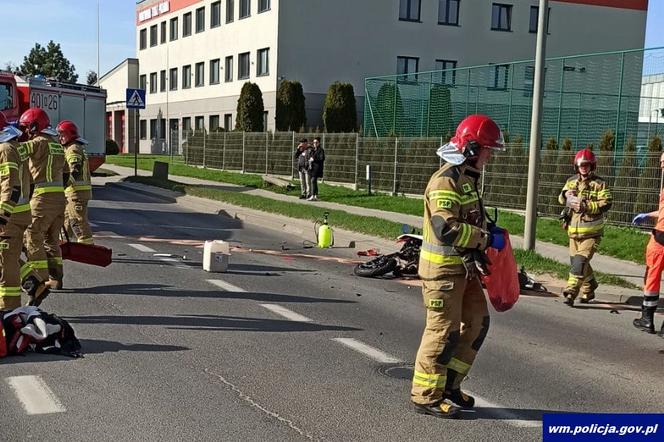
[135,0,647,153]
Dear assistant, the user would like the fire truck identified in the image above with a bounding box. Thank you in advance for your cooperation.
[0,71,107,171]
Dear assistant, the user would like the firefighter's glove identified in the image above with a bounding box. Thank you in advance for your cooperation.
[566,193,581,212]
[488,225,506,251]
[632,213,650,225]
[462,250,491,280]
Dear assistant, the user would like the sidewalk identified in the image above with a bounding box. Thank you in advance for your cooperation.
[103,164,645,304]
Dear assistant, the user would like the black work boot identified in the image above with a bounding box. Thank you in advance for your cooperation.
[23,277,50,307]
[562,291,575,307]
[443,389,475,409]
[658,321,664,339]
[412,400,460,419]
[633,307,656,334]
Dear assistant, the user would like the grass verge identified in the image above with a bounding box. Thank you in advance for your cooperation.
[123,174,638,290]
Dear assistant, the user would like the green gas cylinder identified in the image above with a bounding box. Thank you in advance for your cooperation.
[317,212,334,248]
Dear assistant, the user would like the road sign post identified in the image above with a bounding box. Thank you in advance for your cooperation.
[126,88,146,177]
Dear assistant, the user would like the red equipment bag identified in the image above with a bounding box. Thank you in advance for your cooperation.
[482,230,520,312]
[60,242,112,267]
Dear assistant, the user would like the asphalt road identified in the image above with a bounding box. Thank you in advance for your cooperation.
[1,178,663,442]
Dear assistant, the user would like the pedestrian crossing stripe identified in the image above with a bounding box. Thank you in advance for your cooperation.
[128,90,145,108]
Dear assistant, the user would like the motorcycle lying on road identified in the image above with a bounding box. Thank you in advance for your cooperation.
[353,233,422,278]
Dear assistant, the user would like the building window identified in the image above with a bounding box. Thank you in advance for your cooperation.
[195,116,205,130]
[139,74,146,90]
[209,115,220,131]
[170,17,178,41]
[435,59,457,85]
[196,7,205,33]
[225,56,233,82]
[263,111,268,130]
[399,0,420,21]
[258,0,270,12]
[257,48,269,76]
[397,56,419,81]
[140,120,147,139]
[159,118,166,139]
[438,0,459,25]
[490,64,510,89]
[239,52,250,79]
[210,59,220,84]
[226,0,234,22]
[211,1,221,27]
[160,21,167,43]
[169,68,178,91]
[160,70,166,92]
[182,117,192,133]
[183,12,192,36]
[240,0,250,18]
[150,119,157,138]
[139,29,147,50]
[149,72,157,93]
[529,6,551,33]
[491,3,512,31]
[149,25,158,46]
[195,62,205,87]
[183,65,192,89]
[224,113,233,131]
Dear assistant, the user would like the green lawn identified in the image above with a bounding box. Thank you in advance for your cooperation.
[124,174,638,289]
[107,154,649,265]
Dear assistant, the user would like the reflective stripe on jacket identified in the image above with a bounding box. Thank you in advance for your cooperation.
[0,141,20,216]
[418,162,491,279]
[20,135,66,194]
[558,173,612,239]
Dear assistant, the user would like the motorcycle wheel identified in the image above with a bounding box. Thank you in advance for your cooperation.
[354,256,398,277]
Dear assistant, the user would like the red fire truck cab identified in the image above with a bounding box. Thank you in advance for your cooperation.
[0,71,107,172]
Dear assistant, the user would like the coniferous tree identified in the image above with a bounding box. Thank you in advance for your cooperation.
[275,80,306,131]
[20,40,78,82]
[235,82,265,132]
[322,82,357,132]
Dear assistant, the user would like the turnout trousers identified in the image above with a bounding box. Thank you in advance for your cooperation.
[65,192,93,244]
[24,193,66,284]
[564,237,600,300]
[0,212,31,309]
[411,275,490,405]
[642,237,664,309]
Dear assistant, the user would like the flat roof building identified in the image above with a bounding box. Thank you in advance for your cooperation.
[134,0,647,152]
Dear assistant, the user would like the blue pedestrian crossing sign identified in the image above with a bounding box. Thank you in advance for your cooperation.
[126,88,146,109]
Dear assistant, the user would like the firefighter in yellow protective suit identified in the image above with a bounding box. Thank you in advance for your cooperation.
[0,113,40,309]
[411,114,507,419]
[558,148,612,306]
[57,120,93,244]
[18,108,68,295]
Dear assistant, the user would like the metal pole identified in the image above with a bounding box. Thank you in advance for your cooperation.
[393,137,398,195]
[523,0,549,251]
[425,72,433,137]
[556,58,565,143]
[614,52,625,165]
[96,0,100,86]
[465,70,471,116]
[354,132,359,190]
[134,109,139,176]
[291,131,295,179]
[392,79,398,135]
[222,131,226,170]
[202,128,206,168]
[265,131,269,175]
[242,131,245,173]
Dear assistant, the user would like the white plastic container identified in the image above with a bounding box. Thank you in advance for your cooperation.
[203,240,230,272]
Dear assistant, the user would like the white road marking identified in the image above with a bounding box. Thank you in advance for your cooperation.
[260,304,313,323]
[332,338,402,364]
[207,279,247,292]
[6,376,66,415]
[128,243,157,253]
[157,257,189,270]
[468,391,542,428]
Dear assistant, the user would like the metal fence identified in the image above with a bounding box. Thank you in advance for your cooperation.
[363,47,664,153]
[174,130,662,226]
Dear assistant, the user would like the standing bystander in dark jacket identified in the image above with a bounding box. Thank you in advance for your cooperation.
[294,138,312,199]
[307,137,325,201]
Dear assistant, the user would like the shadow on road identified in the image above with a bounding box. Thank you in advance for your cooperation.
[68,283,355,304]
[67,314,361,333]
[79,338,189,354]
